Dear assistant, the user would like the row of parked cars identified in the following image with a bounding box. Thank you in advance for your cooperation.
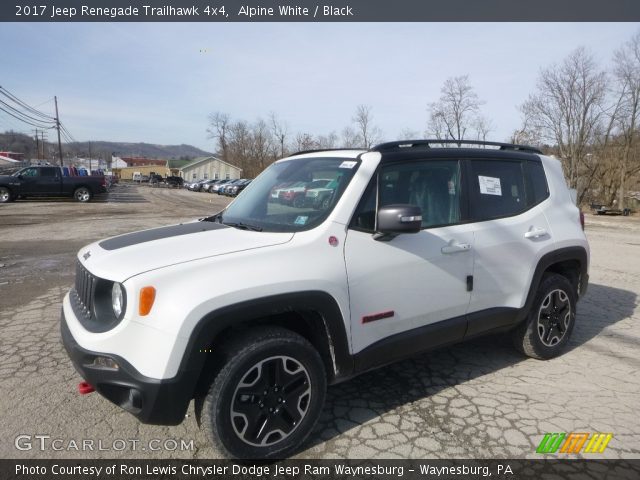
[269,178,338,209]
[184,178,252,197]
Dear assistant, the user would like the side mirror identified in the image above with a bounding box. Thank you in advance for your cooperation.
[375,204,423,239]
[17,174,23,180]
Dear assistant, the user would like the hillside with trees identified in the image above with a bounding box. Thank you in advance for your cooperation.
[0,132,212,163]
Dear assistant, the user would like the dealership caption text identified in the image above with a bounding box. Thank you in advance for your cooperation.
[15,4,354,19]
[16,463,510,477]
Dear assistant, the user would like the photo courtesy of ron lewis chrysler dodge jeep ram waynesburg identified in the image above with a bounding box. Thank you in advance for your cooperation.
[60,140,589,459]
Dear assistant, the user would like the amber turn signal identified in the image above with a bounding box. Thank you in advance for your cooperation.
[139,286,156,316]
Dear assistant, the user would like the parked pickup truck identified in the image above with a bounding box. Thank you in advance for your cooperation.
[0,166,107,203]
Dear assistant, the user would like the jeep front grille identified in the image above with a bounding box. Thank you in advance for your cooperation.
[74,261,96,318]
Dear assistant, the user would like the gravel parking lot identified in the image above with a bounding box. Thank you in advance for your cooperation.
[0,184,638,459]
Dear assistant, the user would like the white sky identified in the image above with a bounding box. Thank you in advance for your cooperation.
[1,22,639,151]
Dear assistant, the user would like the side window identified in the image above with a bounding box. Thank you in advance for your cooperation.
[469,160,526,221]
[351,160,462,231]
[525,161,549,207]
[22,168,39,177]
[40,167,58,177]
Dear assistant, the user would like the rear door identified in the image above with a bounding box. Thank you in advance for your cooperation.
[466,158,555,335]
[36,167,61,195]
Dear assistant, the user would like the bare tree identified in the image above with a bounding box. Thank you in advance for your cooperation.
[473,116,494,142]
[520,47,608,191]
[227,120,251,173]
[250,119,276,173]
[341,126,360,148]
[612,32,640,209]
[352,104,382,148]
[293,133,317,152]
[399,128,419,140]
[316,131,339,149]
[269,112,288,158]
[206,112,231,162]
[427,75,484,141]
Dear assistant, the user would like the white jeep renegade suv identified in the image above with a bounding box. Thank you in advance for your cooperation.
[61,140,589,458]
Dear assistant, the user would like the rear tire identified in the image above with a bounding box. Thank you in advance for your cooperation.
[73,187,92,202]
[513,274,576,360]
[201,327,326,459]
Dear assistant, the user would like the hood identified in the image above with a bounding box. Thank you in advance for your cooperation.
[0,174,20,183]
[78,221,294,282]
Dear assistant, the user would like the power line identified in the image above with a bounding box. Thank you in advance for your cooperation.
[0,99,56,127]
[0,104,56,129]
[33,97,55,109]
[60,124,78,144]
[0,88,81,164]
[0,87,56,121]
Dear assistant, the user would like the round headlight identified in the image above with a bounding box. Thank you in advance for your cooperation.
[111,282,124,318]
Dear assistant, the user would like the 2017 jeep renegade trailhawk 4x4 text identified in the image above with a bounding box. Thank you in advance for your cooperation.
[61,140,589,459]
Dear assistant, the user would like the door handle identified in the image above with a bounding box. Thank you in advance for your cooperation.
[524,227,548,239]
[441,242,471,254]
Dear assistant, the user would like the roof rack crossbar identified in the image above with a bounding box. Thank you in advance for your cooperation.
[371,139,542,155]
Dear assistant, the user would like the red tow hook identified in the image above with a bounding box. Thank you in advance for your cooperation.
[78,382,95,395]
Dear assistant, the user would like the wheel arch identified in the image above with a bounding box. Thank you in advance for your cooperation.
[519,246,588,323]
[183,291,353,401]
[74,184,94,193]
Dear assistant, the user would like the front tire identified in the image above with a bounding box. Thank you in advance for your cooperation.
[201,327,326,459]
[73,187,92,202]
[292,194,305,208]
[0,187,12,203]
[513,274,577,360]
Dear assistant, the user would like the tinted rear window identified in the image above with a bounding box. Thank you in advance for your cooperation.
[526,161,549,207]
[469,160,526,221]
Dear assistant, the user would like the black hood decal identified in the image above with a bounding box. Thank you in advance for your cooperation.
[99,222,229,251]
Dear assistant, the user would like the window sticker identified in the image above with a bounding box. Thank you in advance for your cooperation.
[294,215,309,225]
[478,175,502,196]
[339,160,357,169]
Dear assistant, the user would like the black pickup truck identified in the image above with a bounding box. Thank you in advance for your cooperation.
[0,166,107,203]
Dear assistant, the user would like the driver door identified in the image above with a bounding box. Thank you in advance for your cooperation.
[18,167,41,195]
[344,159,474,367]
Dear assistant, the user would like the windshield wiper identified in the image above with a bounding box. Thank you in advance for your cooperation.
[201,211,224,223]
[223,221,263,232]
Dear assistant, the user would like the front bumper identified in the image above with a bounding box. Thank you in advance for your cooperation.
[60,310,194,426]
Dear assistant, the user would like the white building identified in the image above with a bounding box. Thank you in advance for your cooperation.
[180,156,242,181]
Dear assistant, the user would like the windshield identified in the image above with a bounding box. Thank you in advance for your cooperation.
[217,157,360,232]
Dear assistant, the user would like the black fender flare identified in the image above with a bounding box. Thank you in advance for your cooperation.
[178,291,353,398]
[518,246,589,322]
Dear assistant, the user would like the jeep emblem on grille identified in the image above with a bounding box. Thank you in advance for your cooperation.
[83,251,91,260]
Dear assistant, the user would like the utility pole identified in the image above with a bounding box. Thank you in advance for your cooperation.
[54,96,63,166]
[41,131,45,160]
[88,141,92,172]
[33,129,40,160]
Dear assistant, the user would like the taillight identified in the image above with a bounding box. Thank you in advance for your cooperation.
[579,211,585,230]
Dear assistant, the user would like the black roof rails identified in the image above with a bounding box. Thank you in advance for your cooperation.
[287,147,363,157]
[371,139,542,155]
